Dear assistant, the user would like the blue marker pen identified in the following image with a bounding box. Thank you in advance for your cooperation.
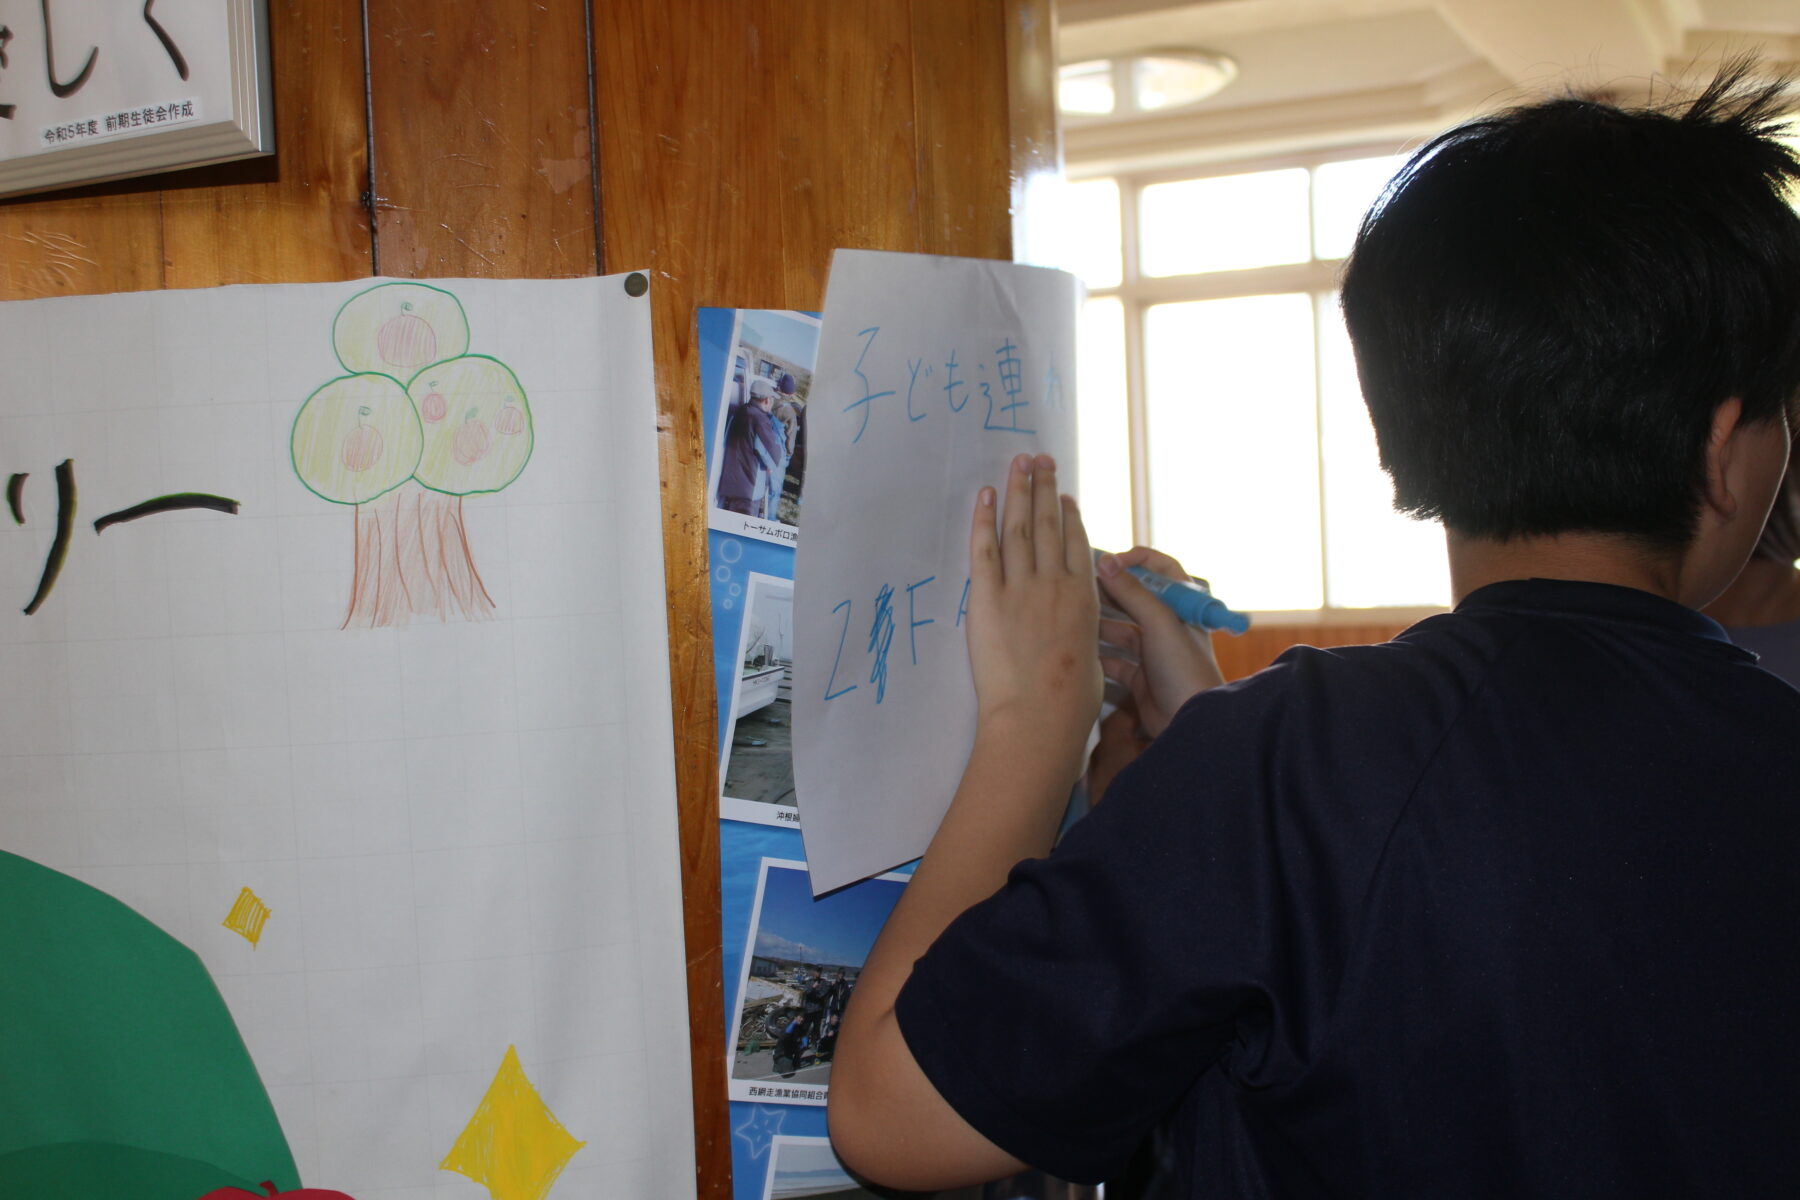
[1096,550,1252,635]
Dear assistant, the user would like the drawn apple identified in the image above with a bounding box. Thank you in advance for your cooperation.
[340,409,385,473]
[495,403,526,436]
[376,306,437,371]
[196,1182,357,1200]
[453,410,491,465]
[420,390,448,423]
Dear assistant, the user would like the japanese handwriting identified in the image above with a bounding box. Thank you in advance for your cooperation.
[984,339,1034,434]
[904,356,928,423]
[824,575,967,707]
[142,0,189,80]
[839,333,1057,443]
[842,326,896,445]
[40,0,97,99]
[8,458,240,615]
[0,25,14,119]
[1,1,191,119]
[942,349,967,412]
[868,583,896,702]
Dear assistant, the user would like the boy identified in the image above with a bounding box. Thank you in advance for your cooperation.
[829,64,1800,1198]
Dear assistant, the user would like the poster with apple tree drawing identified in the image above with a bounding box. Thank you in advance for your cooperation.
[0,276,695,1198]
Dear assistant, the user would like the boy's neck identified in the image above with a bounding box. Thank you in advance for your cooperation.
[1701,553,1800,628]
[1446,530,1691,608]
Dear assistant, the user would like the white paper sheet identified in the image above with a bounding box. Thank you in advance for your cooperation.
[792,251,1079,894]
[0,276,696,1196]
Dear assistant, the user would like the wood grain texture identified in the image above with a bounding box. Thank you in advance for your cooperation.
[593,5,782,1195]
[911,0,1012,260]
[366,0,596,278]
[1211,621,1415,682]
[772,0,922,302]
[161,0,370,287]
[0,190,164,299]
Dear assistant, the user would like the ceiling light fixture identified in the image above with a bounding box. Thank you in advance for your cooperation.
[1058,50,1239,119]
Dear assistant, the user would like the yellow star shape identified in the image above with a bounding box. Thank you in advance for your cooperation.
[440,1045,586,1200]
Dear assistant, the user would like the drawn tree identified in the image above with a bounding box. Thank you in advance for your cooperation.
[292,284,534,628]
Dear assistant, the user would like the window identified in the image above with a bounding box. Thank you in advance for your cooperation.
[1047,152,1453,615]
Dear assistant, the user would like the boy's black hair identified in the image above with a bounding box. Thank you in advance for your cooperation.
[1341,60,1800,547]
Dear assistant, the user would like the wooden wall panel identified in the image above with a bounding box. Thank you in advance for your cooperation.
[0,192,165,299]
[911,1,1013,260]
[597,4,1055,1195]
[594,4,790,1194]
[161,0,370,287]
[771,1,923,303]
[365,0,596,278]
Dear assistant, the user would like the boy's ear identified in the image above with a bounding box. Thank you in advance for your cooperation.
[1702,396,1749,520]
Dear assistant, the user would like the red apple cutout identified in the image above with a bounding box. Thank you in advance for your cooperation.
[197,1181,357,1200]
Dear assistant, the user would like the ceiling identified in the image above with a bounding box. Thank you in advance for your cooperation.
[1056,0,1800,174]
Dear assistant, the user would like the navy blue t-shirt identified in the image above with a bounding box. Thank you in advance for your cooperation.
[896,579,1800,1197]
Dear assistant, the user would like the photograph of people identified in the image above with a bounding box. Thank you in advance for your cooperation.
[709,310,818,542]
[729,860,906,1102]
[719,375,785,517]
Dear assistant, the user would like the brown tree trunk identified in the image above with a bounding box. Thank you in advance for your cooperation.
[343,482,495,628]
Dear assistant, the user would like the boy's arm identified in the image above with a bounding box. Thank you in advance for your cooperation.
[829,453,1101,1191]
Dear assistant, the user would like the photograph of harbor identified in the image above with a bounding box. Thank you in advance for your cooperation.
[728,859,909,1104]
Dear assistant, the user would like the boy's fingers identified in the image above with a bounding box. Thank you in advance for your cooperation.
[1030,454,1062,573]
[1060,493,1094,576]
[969,485,1001,587]
[1098,617,1141,657]
[1098,557,1188,639]
[1112,545,1197,586]
[1001,453,1035,578]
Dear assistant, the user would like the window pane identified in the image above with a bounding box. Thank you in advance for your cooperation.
[1312,154,1407,261]
[1145,294,1321,610]
[1046,177,1123,290]
[1317,294,1451,608]
[1139,169,1311,277]
[1076,296,1133,555]
[1058,60,1115,116]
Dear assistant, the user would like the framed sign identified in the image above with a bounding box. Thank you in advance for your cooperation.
[0,0,272,198]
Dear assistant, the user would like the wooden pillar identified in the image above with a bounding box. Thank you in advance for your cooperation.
[594,4,1055,1192]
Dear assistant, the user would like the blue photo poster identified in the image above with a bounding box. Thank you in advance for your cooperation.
[701,309,911,1199]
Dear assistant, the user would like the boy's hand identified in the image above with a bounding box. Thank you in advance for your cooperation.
[965,454,1103,782]
[1097,546,1226,737]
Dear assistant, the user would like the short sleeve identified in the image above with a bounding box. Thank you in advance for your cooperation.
[893,650,1432,1182]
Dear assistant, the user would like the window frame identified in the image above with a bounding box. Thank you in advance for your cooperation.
[1073,139,1450,623]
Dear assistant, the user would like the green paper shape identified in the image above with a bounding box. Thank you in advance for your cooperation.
[0,851,299,1198]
